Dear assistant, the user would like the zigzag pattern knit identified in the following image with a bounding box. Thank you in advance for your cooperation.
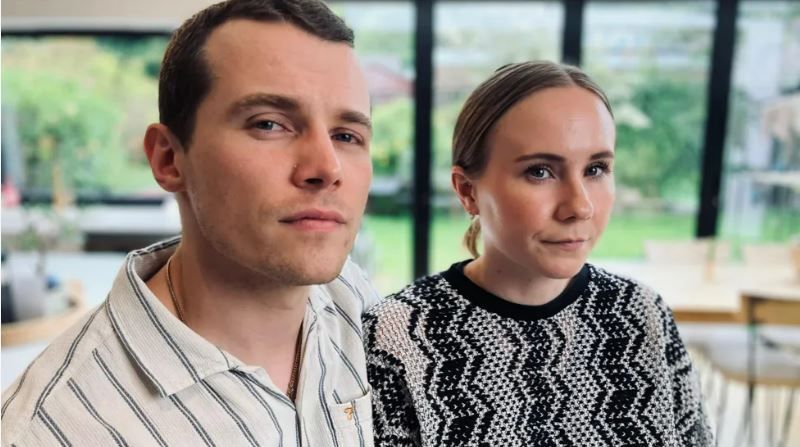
[364,261,712,446]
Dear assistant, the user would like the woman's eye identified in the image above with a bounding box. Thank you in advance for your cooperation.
[526,166,552,180]
[586,163,610,177]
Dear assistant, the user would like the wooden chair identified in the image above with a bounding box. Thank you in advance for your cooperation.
[644,238,732,264]
[681,295,800,447]
[742,243,793,268]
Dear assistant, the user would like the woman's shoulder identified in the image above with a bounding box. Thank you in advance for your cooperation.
[365,272,460,322]
[587,263,657,292]
[580,264,679,347]
[363,272,465,361]
[585,263,671,316]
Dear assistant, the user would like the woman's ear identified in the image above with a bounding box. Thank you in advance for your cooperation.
[143,123,185,193]
[451,166,479,216]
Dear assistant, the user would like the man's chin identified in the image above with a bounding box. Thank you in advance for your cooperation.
[258,237,354,285]
[291,269,342,286]
[284,256,349,286]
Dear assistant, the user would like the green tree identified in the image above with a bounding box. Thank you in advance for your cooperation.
[615,77,706,200]
[4,68,125,192]
[432,100,464,192]
[2,37,163,194]
[370,97,413,176]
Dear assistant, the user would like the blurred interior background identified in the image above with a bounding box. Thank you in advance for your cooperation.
[2,1,799,445]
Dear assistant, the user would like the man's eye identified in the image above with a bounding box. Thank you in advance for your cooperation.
[332,133,360,144]
[254,120,285,131]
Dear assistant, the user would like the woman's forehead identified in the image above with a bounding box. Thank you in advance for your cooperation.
[488,88,615,161]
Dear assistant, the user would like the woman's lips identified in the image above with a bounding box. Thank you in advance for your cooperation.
[542,239,588,251]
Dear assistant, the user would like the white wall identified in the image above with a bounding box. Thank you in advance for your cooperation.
[2,0,219,28]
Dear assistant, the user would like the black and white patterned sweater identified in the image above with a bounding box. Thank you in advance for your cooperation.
[363,261,712,446]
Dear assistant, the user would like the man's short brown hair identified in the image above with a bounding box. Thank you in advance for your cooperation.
[159,0,354,147]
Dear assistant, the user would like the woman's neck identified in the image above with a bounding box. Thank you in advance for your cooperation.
[463,255,572,306]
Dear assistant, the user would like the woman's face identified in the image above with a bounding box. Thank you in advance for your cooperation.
[459,86,616,280]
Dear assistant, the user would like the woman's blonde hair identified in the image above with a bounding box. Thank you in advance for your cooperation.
[452,61,613,258]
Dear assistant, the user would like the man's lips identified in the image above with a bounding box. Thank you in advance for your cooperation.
[281,209,346,223]
[279,209,346,231]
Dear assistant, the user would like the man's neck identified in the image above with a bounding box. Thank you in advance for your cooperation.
[146,241,308,392]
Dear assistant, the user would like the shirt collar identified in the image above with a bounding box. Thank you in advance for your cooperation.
[105,237,240,397]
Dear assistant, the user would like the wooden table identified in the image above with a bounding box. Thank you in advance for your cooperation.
[1,205,181,252]
[1,252,125,390]
[1,281,86,347]
[592,260,800,323]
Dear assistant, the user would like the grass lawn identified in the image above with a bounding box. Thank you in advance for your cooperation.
[363,211,696,295]
[592,213,695,258]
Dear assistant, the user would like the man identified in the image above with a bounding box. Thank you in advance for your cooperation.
[1,1,379,445]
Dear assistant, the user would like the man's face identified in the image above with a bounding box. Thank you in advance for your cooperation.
[179,19,372,285]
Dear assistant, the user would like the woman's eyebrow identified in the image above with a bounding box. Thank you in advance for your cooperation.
[514,153,565,163]
[514,150,615,163]
[589,150,615,161]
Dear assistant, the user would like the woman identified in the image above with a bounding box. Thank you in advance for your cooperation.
[363,61,712,446]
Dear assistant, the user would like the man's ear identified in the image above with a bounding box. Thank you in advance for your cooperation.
[143,123,185,193]
[451,166,479,216]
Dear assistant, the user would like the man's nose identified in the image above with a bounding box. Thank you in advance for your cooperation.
[291,129,342,190]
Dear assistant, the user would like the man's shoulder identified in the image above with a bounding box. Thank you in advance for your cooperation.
[1,306,114,443]
[319,257,382,315]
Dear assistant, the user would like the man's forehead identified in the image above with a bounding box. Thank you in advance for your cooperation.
[201,19,368,106]
[205,19,285,52]
[204,19,352,70]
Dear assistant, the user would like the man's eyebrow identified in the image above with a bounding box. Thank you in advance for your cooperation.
[228,93,301,117]
[514,150,615,163]
[227,94,371,130]
[339,110,372,131]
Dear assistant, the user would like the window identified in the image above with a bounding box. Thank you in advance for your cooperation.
[431,1,564,272]
[582,1,716,259]
[719,1,800,247]
[3,1,788,282]
[2,35,169,201]
[333,2,415,294]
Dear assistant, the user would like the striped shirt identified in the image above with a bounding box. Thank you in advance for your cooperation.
[1,237,380,447]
